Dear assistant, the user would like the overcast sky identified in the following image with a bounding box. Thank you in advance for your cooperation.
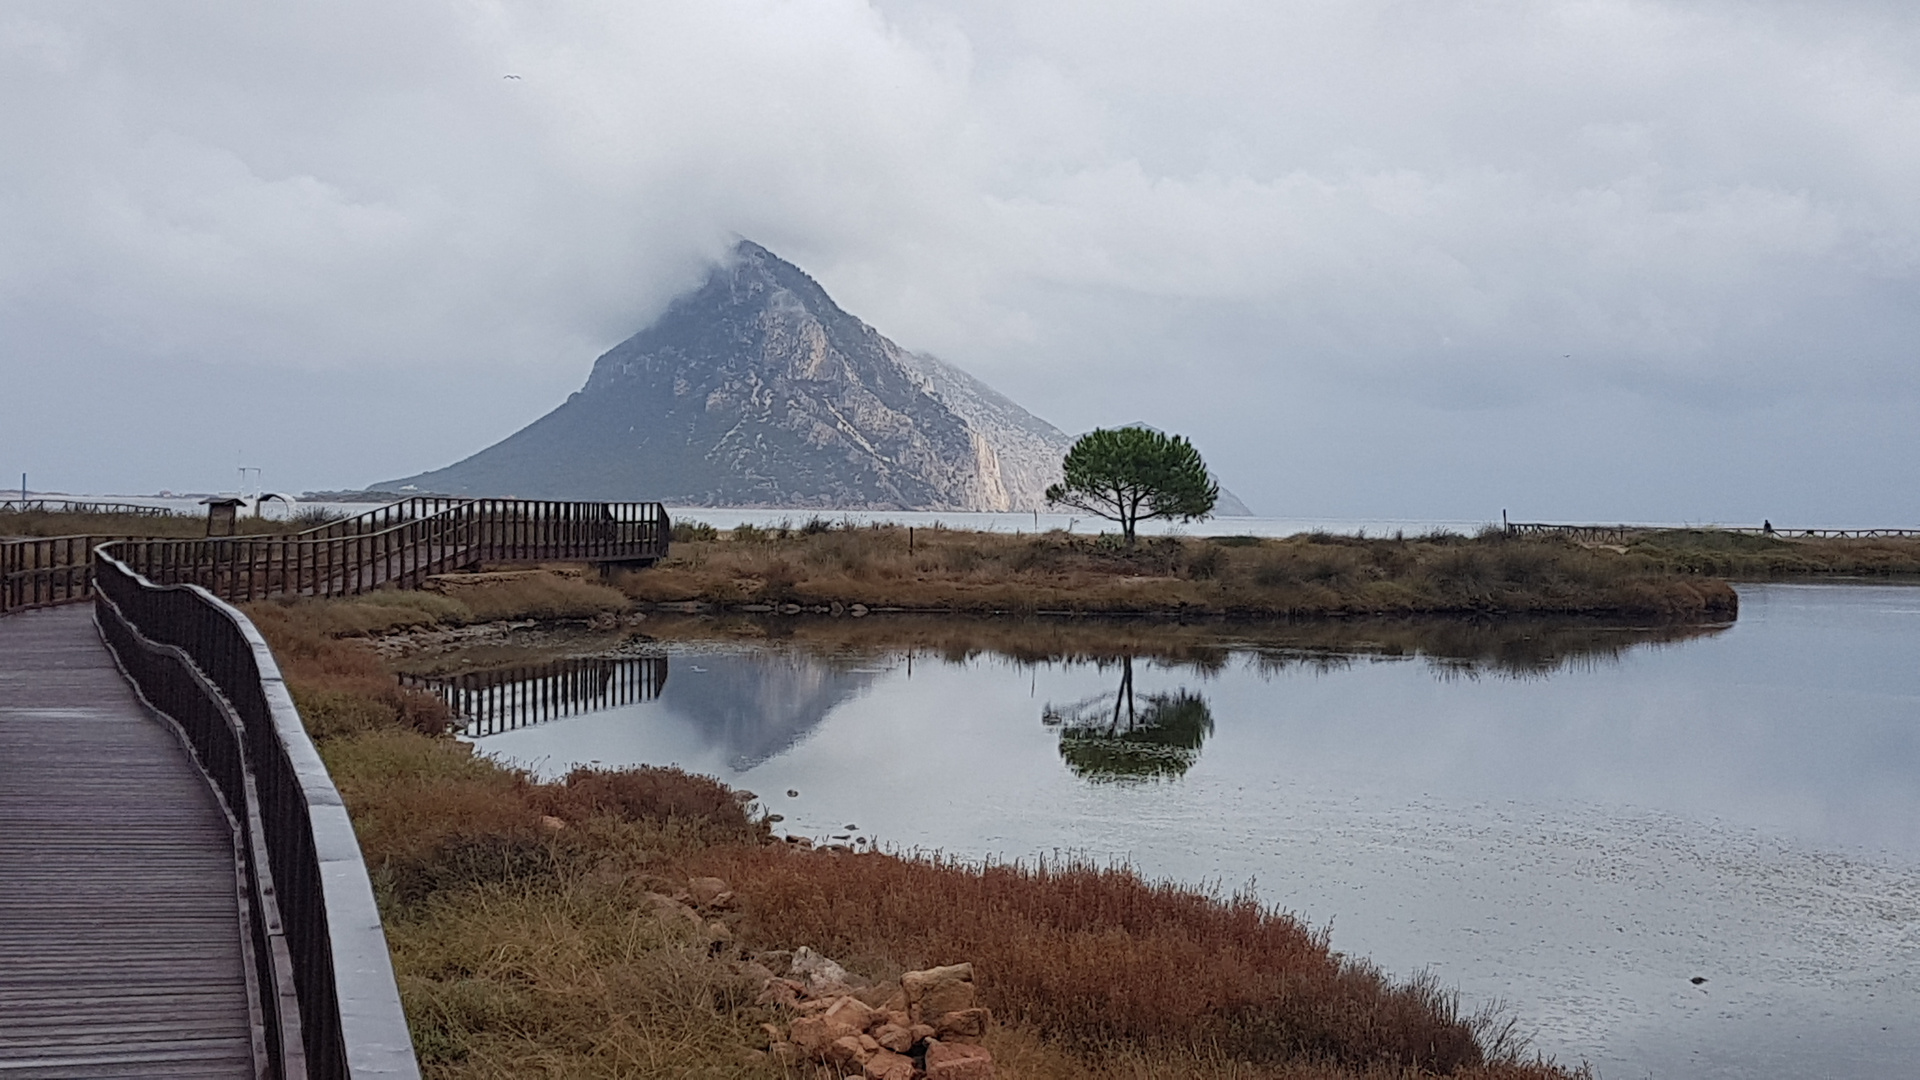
[4,0,1917,523]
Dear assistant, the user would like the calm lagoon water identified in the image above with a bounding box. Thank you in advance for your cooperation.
[465,584,1920,1079]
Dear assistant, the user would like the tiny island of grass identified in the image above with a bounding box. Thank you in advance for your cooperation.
[628,521,1739,622]
[1622,527,1920,578]
[242,576,1588,1080]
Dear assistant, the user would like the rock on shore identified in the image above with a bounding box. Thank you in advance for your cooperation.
[746,947,995,1079]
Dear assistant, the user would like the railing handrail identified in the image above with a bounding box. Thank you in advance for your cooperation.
[93,581,309,1078]
[93,547,420,1079]
[1,533,149,613]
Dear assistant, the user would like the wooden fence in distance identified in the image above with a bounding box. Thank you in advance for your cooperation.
[1,498,174,516]
[1505,522,1920,542]
[1,498,670,615]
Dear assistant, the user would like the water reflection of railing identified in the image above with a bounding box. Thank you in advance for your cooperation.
[404,656,669,736]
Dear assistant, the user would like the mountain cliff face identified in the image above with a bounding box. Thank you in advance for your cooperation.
[379,241,1250,514]
[894,350,1075,512]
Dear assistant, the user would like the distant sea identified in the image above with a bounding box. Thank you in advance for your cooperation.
[40,494,1826,538]
[34,495,1496,538]
[660,507,1498,539]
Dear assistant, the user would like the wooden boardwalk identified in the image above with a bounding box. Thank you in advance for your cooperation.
[0,606,256,1078]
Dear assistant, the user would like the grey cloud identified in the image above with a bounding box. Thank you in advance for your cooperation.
[2,0,1916,521]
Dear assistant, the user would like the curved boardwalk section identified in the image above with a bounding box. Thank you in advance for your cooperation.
[0,607,254,1078]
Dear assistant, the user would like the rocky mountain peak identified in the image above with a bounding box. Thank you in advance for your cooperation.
[378,241,1249,515]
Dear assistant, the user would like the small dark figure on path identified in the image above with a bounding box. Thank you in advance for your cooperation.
[1763,519,1774,534]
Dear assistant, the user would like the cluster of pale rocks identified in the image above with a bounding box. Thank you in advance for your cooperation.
[639,874,997,1078]
[740,947,996,1080]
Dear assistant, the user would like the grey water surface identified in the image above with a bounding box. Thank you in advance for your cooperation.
[468,584,1920,1080]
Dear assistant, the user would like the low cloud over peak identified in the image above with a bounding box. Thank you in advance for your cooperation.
[3,0,1916,522]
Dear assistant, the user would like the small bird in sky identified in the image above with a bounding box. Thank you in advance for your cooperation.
[503,74,521,79]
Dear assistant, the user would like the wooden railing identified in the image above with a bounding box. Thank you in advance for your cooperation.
[0,498,669,614]
[1719,526,1920,539]
[1,534,150,611]
[93,549,419,1079]
[1505,522,1920,542]
[1503,523,1642,544]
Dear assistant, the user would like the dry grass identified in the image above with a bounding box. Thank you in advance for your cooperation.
[257,591,474,640]
[624,526,1735,620]
[1626,529,1920,578]
[246,591,1586,1080]
[246,601,459,740]
[0,508,308,538]
[431,571,632,622]
[250,571,629,640]
[390,875,769,1078]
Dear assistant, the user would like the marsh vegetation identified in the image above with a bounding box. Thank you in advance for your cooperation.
[1624,528,1920,577]
[0,506,306,538]
[631,522,1736,620]
[246,588,1588,1080]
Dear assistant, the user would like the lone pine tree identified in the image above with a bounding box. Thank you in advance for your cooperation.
[1045,427,1219,543]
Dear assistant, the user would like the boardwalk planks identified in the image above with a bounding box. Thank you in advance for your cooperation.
[0,606,256,1079]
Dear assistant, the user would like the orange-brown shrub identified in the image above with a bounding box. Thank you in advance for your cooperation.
[536,765,764,839]
[320,740,770,911]
[692,850,1514,1073]
[318,730,545,864]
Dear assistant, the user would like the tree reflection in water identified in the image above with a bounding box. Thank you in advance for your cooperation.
[1043,657,1215,783]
